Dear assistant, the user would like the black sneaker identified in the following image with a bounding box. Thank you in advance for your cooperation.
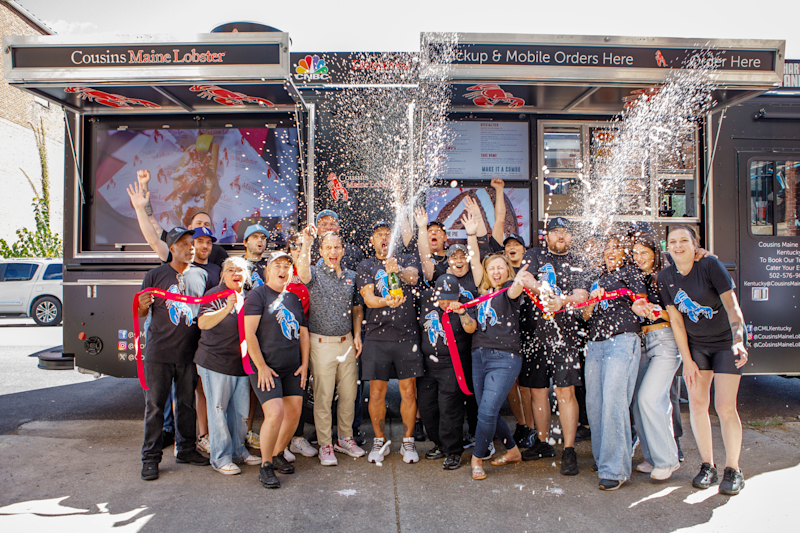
[692,463,719,489]
[575,425,591,442]
[560,447,579,476]
[442,454,462,470]
[462,433,476,449]
[719,467,745,495]
[413,419,427,442]
[176,449,210,466]
[161,430,175,450]
[425,445,445,460]
[518,426,536,449]
[521,439,556,461]
[141,462,159,481]
[512,424,529,444]
[353,428,366,447]
[259,462,280,489]
[591,462,598,472]
[272,452,295,474]
[676,438,684,462]
[599,479,624,491]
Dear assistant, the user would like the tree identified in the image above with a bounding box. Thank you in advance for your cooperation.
[0,118,62,258]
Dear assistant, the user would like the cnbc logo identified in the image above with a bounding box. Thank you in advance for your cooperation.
[294,54,331,82]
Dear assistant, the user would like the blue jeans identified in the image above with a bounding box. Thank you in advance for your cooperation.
[632,328,681,469]
[472,348,522,459]
[197,366,251,469]
[585,333,641,481]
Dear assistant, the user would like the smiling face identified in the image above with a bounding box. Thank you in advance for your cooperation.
[427,224,447,254]
[486,256,510,288]
[546,228,571,254]
[448,250,468,276]
[371,227,391,259]
[667,228,697,263]
[603,238,626,271]
[222,263,246,292]
[504,239,525,266]
[267,257,293,289]
[320,233,343,268]
[194,236,213,262]
[632,243,656,274]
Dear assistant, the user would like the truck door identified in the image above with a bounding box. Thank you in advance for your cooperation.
[739,155,800,373]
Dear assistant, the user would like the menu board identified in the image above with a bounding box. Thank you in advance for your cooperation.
[437,121,529,181]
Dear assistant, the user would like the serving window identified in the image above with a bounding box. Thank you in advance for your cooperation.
[749,160,800,236]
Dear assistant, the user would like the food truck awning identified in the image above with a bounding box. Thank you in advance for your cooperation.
[2,33,305,113]
[421,33,786,114]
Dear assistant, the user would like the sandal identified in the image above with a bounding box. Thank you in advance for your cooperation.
[472,465,487,480]
[491,454,522,466]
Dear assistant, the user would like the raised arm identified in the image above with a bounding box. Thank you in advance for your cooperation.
[491,178,506,245]
[126,180,169,261]
[136,170,166,238]
[463,196,488,238]
[296,225,315,284]
[461,209,484,286]
[720,289,748,368]
[414,206,435,281]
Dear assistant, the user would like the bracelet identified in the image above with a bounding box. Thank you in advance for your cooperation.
[466,233,476,236]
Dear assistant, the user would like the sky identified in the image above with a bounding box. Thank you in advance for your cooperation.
[13,0,800,59]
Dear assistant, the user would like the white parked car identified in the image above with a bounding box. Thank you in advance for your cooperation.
[0,258,63,326]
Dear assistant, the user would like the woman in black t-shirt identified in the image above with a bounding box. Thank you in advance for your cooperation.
[658,226,748,495]
[630,233,681,481]
[467,253,538,481]
[196,257,261,475]
[582,234,648,491]
[244,252,310,489]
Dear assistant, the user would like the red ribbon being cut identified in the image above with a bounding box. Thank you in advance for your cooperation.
[132,288,252,390]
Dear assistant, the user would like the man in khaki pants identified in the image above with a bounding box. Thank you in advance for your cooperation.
[296,227,365,466]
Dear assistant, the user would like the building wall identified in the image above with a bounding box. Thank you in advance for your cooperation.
[0,3,64,247]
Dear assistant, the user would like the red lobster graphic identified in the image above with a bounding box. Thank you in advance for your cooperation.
[327,172,348,201]
[157,167,168,184]
[230,175,241,195]
[222,148,230,167]
[153,130,164,143]
[133,155,142,167]
[655,50,668,68]
[64,87,161,108]
[189,85,275,107]
[623,88,661,110]
[464,84,525,108]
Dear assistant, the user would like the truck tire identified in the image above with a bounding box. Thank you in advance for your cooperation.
[32,296,62,326]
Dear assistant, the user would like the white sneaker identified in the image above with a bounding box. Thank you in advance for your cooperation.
[487,441,496,459]
[283,447,296,463]
[651,463,680,480]
[400,437,419,464]
[242,453,262,466]
[368,438,392,464]
[197,434,210,453]
[637,461,654,473]
[319,445,338,466]
[213,462,241,475]
[246,430,260,448]
[290,437,318,457]
[334,436,366,458]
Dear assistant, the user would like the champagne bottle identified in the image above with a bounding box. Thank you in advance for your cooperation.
[388,272,404,298]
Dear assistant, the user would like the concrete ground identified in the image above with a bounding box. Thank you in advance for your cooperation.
[1,319,799,532]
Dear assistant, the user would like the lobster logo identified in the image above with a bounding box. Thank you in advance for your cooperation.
[459,284,474,300]
[230,175,241,194]
[275,303,300,340]
[222,148,230,167]
[538,264,563,296]
[590,281,609,310]
[153,130,164,143]
[157,168,168,184]
[105,177,116,190]
[251,270,264,289]
[477,299,498,327]
[64,87,161,109]
[375,269,390,298]
[655,50,668,68]
[675,289,716,323]
[327,173,349,201]
[424,310,447,347]
[189,85,275,107]
[464,84,525,108]
[133,155,142,167]
[166,285,194,326]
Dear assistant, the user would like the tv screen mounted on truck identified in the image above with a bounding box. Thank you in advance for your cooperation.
[90,123,299,251]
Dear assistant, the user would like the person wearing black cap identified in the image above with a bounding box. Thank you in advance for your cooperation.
[520,216,590,476]
[416,274,477,470]
[413,206,450,283]
[357,221,422,465]
[138,227,213,481]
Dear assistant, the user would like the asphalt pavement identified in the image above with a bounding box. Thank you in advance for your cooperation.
[1,319,800,532]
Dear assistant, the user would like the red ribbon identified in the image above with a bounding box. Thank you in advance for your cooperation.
[523,287,657,317]
[133,287,253,390]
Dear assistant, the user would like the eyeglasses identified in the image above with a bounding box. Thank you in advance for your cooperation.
[224,267,245,274]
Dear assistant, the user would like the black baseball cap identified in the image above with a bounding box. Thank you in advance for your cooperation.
[427,220,446,230]
[434,274,460,301]
[546,217,571,232]
[503,234,526,247]
[372,221,391,233]
[166,227,195,248]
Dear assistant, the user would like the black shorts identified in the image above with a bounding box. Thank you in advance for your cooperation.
[518,338,582,389]
[362,339,423,381]
[249,368,304,404]
[690,344,743,375]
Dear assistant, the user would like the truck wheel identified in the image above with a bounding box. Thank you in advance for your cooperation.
[32,296,62,326]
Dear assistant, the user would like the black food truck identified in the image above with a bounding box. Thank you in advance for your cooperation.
[2,29,792,376]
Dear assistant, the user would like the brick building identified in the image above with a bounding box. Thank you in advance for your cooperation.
[0,0,64,248]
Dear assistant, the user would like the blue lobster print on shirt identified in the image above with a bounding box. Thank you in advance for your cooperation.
[538,263,563,296]
[590,281,609,310]
[375,269,390,298]
[459,284,474,300]
[477,299,498,328]
[166,284,194,326]
[275,303,300,340]
[674,289,717,323]
[423,310,447,347]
